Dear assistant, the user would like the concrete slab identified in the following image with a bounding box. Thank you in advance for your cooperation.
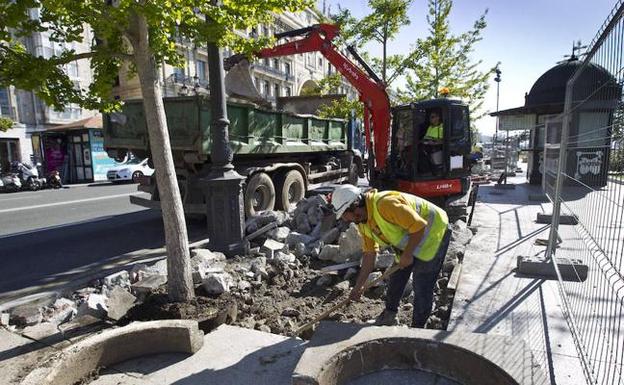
[448,176,586,385]
[89,325,307,385]
[293,321,548,385]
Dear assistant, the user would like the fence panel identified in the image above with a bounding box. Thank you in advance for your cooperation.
[544,3,624,385]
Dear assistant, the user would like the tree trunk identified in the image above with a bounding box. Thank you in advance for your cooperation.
[131,14,194,302]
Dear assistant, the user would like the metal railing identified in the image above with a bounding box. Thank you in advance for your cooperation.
[543,2,624,384]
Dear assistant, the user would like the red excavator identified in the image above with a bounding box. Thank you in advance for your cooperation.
[226,23,473,210]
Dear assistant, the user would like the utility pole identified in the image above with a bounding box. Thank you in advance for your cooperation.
[199,0,245,255]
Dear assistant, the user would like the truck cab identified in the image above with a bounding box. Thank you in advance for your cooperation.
[384,99,472,198]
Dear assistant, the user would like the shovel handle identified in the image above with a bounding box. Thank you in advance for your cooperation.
[294,264,401,336]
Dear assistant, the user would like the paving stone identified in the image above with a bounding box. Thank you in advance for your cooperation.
[131,275,167,296]
[77,293,108,319]
[261,239,287,259]
[106,287,136,321]
[102,270,131,290]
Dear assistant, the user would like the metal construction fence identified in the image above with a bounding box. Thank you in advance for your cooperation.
[543,2,624,384]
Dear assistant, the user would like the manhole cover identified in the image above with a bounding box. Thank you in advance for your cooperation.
[346,369,462,385]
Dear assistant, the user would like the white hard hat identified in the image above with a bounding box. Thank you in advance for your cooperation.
[331,185,362,218]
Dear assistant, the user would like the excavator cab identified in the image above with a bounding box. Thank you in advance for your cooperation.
[388,99,472,198]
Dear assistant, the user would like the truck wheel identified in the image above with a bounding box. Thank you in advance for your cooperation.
[245,172,276,216]
[275,170,305,211]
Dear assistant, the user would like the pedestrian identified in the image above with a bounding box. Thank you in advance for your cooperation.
[331,184,451,327]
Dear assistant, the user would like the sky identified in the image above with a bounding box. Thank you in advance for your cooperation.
[325,0,618,136]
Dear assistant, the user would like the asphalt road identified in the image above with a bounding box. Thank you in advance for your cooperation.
[0,183,206,304]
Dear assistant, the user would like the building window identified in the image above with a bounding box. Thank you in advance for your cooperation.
[318,57,323,68]
[173,67,185,83]
[285,86,292,97]
[66,61,79,78]
[264,80,270,96]
[196,60,206,80]
[0,88,10,117]
[273,59,280,70]
[274,84,280,98]
[284,62,291,75]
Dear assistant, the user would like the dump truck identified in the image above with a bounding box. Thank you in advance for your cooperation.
[103,96,363,217]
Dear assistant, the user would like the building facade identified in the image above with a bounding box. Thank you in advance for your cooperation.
[1,8,98,178]
[113,8,357,103]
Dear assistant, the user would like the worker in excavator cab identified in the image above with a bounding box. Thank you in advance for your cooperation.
[331,185,451,328]
[422,110,444,175]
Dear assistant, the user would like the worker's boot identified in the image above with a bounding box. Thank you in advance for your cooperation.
[374,310,398,326]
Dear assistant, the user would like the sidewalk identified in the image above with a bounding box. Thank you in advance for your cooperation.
[448,174,584,385]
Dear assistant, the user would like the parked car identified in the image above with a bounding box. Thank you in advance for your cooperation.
[106,158,154,183]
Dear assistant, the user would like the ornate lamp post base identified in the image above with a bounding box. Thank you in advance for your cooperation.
[199,169,245,256]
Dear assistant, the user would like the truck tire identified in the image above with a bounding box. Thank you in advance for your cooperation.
[245,172,276,216]
[275,170,305,211]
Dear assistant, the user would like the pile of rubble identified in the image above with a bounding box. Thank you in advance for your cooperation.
[1,194,475,338]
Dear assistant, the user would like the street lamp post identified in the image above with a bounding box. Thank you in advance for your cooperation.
[198,1,245,255]
[494,66,501,144]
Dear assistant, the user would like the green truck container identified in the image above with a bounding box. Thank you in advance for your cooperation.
[104,96,362,216]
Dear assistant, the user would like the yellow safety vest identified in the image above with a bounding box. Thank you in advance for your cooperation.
[424,123,444,140]
[359,191,449,262]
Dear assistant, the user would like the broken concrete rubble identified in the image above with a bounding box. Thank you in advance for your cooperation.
[106,287,136,321]
[102,270,131,290]
[261,238,287,258]
[43,298,77,325]
[286,232,315,247]
[203,272,233,295]
[77,293,108,319]
[131,274,167,297]
[275,251,296,264]
[338,223,363,261]
[318,244,341,262]
[9,305,42,327]
[1,312,9,326]
[268,226,291,242]
[320,227,340,244]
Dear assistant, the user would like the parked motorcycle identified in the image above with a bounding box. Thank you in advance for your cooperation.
[0,166,22,193]
[11,161,46,191]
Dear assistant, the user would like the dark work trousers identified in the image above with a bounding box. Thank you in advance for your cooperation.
[385,227,451,327]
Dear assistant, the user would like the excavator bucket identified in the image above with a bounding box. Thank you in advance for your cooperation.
[224,59,272,108]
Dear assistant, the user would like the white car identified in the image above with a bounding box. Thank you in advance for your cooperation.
[107,158,154,183]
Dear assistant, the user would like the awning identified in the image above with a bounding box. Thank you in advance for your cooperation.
[44,114,103,132]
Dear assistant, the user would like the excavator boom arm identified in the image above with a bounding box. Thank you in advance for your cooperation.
[254,24,391,171]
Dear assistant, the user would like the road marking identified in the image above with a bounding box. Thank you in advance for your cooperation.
[0,192,143,214]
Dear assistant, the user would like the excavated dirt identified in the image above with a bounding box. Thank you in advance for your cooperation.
[125,256,456,338]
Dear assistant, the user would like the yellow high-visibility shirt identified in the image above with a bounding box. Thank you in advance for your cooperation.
[359,191,427,253]
[424,123,444,140]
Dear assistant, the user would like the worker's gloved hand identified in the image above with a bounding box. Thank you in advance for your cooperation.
[348,286,364,302]
[399,253,414,269]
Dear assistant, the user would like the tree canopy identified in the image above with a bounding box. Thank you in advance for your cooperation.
[0,0,312,112]
[399,0,497,120]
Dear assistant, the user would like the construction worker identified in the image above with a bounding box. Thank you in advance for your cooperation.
[422,110,444,174]
[331,184,451,327]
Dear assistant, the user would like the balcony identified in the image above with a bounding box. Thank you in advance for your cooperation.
[251,64,292,81]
